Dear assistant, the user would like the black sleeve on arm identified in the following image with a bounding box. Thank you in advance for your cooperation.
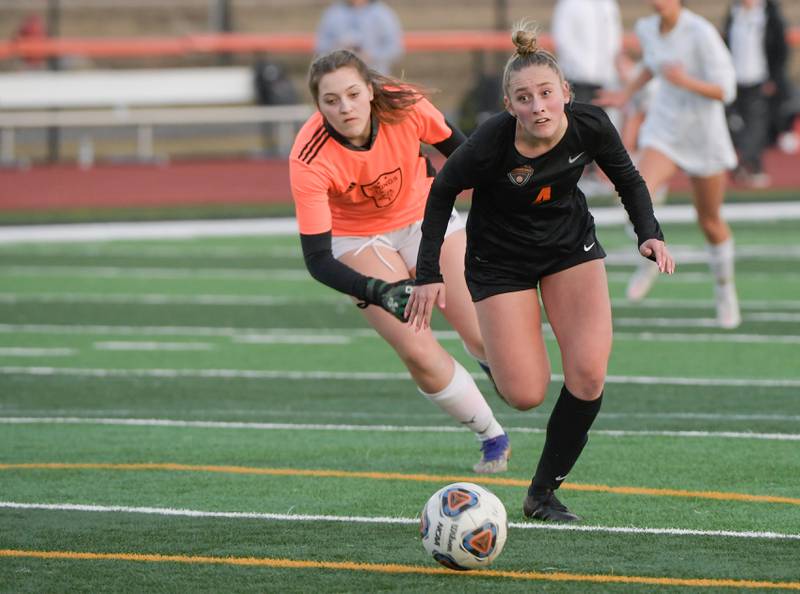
[432,119,467,157]
[593,114,664,248]
[300,231,370,301]
[416,140,475,284]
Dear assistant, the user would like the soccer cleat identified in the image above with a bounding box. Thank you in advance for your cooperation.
[715,282,741,329]
[625,259,659,302]
[523,489,580,522]
[473,433,510,474]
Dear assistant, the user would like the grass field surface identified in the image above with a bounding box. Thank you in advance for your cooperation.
[1,214,799,592]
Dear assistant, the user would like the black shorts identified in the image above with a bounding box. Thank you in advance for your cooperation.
[465,228,606,302]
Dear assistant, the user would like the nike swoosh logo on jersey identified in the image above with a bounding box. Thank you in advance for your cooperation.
[568,152,585,164]
[555,474,569,481]
[583,242,595,251]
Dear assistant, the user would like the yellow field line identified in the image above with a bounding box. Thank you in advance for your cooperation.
[2,462,798,506]
[1,549,799,590]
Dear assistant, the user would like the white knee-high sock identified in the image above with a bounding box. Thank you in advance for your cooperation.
[419,359,504,441]
[707,238,735,285]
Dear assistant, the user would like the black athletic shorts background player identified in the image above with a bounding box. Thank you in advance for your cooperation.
[416,101,664,301]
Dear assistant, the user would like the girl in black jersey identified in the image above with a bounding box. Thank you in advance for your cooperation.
[406,21,675,522]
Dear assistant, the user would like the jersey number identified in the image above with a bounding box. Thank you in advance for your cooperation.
[533,186,551,204]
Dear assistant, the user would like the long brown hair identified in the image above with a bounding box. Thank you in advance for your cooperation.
[307,50,427,124]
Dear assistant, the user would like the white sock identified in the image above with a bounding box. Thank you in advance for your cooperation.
[419,359,504,441]
[707,238,735,285]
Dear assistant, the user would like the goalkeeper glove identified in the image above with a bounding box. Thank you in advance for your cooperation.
[358,278,414,322]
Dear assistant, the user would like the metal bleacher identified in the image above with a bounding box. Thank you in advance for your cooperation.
[0,66,312,165]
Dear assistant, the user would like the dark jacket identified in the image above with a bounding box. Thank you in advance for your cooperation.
[722,0,789,96]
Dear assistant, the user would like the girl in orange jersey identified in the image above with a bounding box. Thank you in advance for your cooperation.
[289,50,510,473]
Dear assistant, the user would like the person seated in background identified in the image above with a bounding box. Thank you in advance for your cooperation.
[315,0,404,75]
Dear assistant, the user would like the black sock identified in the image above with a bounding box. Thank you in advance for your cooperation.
[529,385,602,495]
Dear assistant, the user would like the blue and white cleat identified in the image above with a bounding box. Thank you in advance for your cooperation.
[473,432,511,474]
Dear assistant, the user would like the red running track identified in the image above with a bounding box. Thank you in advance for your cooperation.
[0,149,797,212]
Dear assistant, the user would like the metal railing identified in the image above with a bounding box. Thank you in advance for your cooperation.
[0,104,313,165]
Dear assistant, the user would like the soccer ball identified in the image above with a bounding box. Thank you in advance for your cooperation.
[419,482,508,570]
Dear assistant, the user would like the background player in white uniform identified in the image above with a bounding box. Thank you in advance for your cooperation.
[597,0,741,329]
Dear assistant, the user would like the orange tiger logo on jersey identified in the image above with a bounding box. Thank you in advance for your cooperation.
[361,168,403,208]
[290,96,453,236]
[507,164,534,186]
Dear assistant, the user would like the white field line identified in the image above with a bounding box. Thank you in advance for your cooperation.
[614,332,800,344]
[2,293,800,326]
[3,243,800,273]
[13,329,794,349]
[2,366,799,388]
[613,316,799,328]
[611,298,800,310]
[0,347,76,357]
[5,295,800,311]
[597,412,800,422]
[2,242,797,260]
[0,323,375,338]
[0,245,301,259]
[0,265,308,281]
[2,202,800,244]
[2,266,798,283]
[0,293,341,305]
[0,218,300,244]
[232,335,352,344]
[1,501,797,541]
[3,409,800,424]
[607,271,800,282]
[93,341,215,352]
[1,417,798,441]
[2,323,800,346]
[746,313,800,322]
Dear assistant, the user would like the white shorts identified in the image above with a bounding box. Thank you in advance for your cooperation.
[332,209,465,271]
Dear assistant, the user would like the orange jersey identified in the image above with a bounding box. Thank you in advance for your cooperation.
[289,97,452,236]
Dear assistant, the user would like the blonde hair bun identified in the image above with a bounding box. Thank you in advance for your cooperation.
[511,20,539,56]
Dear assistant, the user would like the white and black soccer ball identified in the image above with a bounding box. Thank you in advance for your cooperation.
[419,482,508,570]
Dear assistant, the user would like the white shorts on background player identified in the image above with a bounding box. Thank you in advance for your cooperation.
[636,9,738,177]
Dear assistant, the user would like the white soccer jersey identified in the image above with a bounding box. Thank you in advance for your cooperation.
[636,9,737,176]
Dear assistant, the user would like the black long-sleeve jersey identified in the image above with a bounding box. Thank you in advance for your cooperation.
[416,102,664,285]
